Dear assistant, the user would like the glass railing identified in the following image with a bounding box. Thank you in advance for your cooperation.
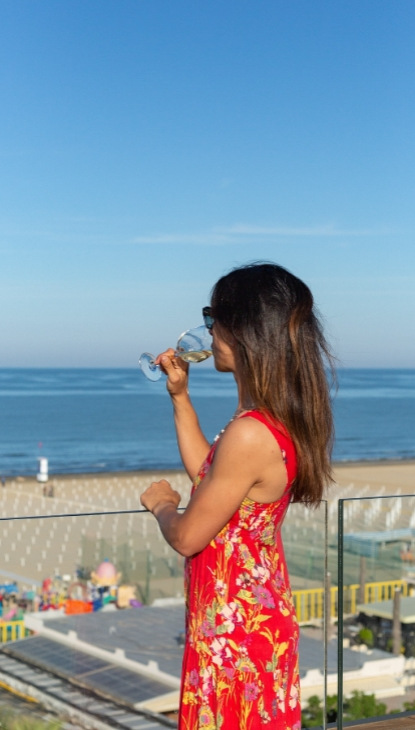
[1,474,414,729]
[337,493,415,729]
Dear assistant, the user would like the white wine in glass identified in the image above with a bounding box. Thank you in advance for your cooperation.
[139,325,212,381]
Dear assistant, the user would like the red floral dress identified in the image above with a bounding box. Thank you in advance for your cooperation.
[179,410,301,730]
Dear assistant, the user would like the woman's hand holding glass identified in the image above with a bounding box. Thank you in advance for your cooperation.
[154,348,189,397]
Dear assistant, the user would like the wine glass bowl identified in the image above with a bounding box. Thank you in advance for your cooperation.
[175,325,212,363]
[139,325,212,380]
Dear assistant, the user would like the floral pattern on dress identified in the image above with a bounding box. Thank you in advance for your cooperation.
[179,411,301,730]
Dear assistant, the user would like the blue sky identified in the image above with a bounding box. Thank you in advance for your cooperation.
[1,0,414,368]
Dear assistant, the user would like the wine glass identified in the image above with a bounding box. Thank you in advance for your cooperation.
[139,325,212,381]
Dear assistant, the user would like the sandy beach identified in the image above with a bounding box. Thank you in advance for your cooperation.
[3,458,414,510]
[328,460,415,524]
[4,458,415,496]
[332,460,415,495]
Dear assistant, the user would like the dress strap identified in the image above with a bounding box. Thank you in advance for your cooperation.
[237,410,297,488]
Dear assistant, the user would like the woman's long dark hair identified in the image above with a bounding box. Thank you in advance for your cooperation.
[210,262,335,505]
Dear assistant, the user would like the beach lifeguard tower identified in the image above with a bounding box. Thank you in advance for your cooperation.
[37,457,49,483]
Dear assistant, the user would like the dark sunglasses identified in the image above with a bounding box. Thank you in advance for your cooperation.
[202,306,215,331]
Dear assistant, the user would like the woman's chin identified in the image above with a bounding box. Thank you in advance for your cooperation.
[213,360,232,373]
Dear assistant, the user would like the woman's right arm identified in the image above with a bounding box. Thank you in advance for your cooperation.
[156,350,210,480]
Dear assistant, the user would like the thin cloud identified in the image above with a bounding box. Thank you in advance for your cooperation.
[131,223,390,245]
[215,223,387,236]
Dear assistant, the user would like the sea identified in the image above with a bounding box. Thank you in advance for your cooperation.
[0,368,414,478]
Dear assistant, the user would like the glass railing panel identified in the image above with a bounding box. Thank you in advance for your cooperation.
[283,499,331,729]
[0,508,184,727]
[338,493,415,729]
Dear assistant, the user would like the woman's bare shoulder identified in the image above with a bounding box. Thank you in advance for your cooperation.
[219,413,281,454]
[212,413,286,498]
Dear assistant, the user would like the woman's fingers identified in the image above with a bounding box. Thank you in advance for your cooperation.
[154,348,176,367]
[153,348,189,394]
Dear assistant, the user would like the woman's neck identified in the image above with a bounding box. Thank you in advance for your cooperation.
[235,375,256,412]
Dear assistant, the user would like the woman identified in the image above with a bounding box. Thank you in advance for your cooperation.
[141,262,334,730]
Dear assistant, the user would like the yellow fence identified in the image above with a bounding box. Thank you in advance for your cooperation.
[0,620,26,643]
[292,579,412,624]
